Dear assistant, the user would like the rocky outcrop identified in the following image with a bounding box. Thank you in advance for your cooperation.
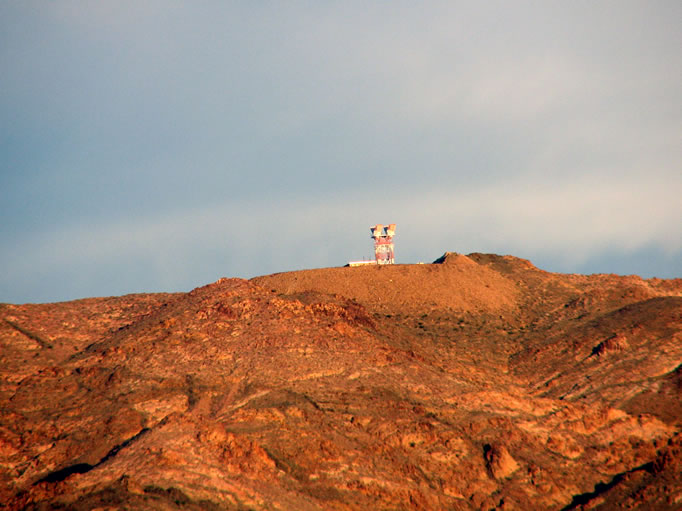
[484,444,519,479]
[1,254,680,510]
[592,333,629,357]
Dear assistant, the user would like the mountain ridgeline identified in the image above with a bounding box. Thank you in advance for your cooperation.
[1,253,681,510]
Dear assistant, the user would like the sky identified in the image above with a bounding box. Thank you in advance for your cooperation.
[1,2,681,304]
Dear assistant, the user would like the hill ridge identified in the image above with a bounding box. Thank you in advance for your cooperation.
[1,253,680,510]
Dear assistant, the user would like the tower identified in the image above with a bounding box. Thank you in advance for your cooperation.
[370,224,396,264]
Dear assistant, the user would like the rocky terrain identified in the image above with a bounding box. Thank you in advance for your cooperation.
[1,253,681,510]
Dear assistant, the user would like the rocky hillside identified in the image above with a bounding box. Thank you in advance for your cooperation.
[1,253,681,510]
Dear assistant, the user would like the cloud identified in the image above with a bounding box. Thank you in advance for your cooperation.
[1,2,680,302]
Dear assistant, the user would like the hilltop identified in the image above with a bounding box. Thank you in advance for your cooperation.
[1,253,681,510]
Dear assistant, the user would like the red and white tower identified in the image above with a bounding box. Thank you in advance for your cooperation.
[371,224,396,264]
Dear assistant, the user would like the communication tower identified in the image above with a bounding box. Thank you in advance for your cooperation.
[371,224,396,264]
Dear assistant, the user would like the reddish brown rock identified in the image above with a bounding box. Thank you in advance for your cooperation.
[1,253,680,510]
[592,333,629,357]
[484,443,519,479]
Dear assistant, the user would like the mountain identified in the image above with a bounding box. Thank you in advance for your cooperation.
[1,253,681,510]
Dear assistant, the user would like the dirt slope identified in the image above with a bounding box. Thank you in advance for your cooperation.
[1,253,681,510]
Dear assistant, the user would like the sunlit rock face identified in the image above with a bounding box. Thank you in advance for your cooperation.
[1,253,681,510]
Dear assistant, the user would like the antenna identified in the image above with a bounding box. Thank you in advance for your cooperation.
[370,224,396,264]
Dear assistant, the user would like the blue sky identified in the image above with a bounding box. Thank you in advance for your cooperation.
[1,2,680,303]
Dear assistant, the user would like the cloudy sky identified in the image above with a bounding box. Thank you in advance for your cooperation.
[1,2,680,303]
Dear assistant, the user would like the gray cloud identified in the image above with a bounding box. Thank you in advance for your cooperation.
[1,2,680,302]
